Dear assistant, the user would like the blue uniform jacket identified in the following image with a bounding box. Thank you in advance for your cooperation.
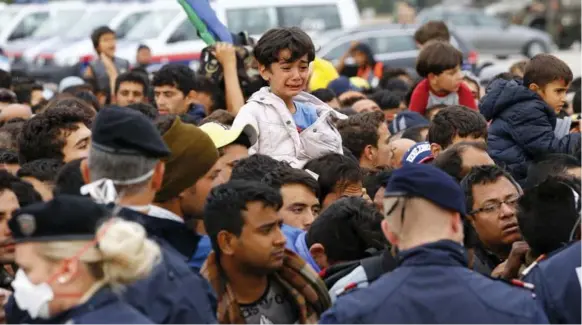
[33,287,152,324]
[5,208,217,324]
[320,240,549,324]
[282,224,321,273]
[524,242,581,324]
[480,79,581,184]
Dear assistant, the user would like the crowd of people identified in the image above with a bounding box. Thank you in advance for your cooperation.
[0,16,579,324]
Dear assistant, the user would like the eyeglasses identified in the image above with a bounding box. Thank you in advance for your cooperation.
[470,195,520,215]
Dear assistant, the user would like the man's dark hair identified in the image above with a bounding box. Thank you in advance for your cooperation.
[434,141,489,182]
[0,149,18,164]
[13,82,42,105]
[115,71,149,94]
[305,197,387,263]
[204,180,283,256]
[18,107,91,164]
[523,54,573,88]
[137,44,150,52]
[369,90,401,110]
[425,103,447,120]
[0,70,11,89]
[461,165,521,215]
[310,88,337,103]
[414,20,450,45]
[53,158,86,196]
[0,170,41,207]
[0,121,24,151]
[152,64,197,97]
[231,154,291,182]
[428,105,488,149]
[0,88,17,104]
[401,125,429,142]
[303,153,362,203]
[253,27,315,68]
[91,26,115,52]
[200,109,234,126]
[380,68,410,84]
[42,95,96,119]
[340,96,365,108]
[518,176,580,257]
[363,169,393,199]
[74,91,100,112]
[126,102,158,120]
[16,159,63,183]
[337,111,385,160]
[416,41,463,78]
[526,153,581,188]
[380,78,410,94]
[262,166,320,199]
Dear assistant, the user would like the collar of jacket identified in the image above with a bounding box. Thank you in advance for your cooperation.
[117,207,200,259]
[397,240,468,268]
[295,231,321,273]
[43,287,117,324]
[186,104,207,123]
[248,87,346,120]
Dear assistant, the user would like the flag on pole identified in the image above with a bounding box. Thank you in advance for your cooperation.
[177,0,233,46]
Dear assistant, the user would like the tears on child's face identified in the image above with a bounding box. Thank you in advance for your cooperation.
[260,50,310,100]
[432,65,463,93]
[533,79,570,114]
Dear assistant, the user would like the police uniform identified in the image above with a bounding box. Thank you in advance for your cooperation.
[7,196,153,324]
[319,164,549,324]
[523,242,581,324]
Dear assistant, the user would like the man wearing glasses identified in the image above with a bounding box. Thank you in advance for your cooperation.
[461,165,523,275]
[320,164,547,323]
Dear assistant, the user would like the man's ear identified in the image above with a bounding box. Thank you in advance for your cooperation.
[430,143,442,158]
[363,144,375,161]
[151,161,165,192]
[217,230,237,256]
[309,243,329,270]
[381,219,399,247]
[80,158,90,184]
[528,82,540,93]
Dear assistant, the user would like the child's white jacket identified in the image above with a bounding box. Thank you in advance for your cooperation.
[232,87,346,168]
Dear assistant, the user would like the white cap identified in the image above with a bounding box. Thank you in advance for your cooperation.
[58,76,85,93]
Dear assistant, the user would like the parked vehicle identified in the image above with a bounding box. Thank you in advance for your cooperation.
[417,6,556,58]
[313,24,479,76]
[0,3,51,47]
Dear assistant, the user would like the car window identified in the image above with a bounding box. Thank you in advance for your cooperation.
[9,11,49,41]
[322,40,355,61]
[168,19,199,43]
[66,10,118,39]
[226,8,276,35]
[277,5,341,32]
[116,12,147,39]
[371,34,416,54]
[32,9,85,38]
[125,9,179,41]
[0,7,22,34]
[446,13,474,27]
[474,14,502,27]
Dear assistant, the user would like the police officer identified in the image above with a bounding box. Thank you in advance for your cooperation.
[7,196,158,324]
[320,164,549,323]
[524,242,581,324]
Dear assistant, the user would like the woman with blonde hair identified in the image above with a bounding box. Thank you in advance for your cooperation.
[7,195,161,324]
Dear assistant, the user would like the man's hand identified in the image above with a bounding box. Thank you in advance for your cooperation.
[213,43,237,69]
[495,241,530,280]
[0,288,12,324]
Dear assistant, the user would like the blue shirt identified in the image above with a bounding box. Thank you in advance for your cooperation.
[293,102,318,132]
[189,235,212,272]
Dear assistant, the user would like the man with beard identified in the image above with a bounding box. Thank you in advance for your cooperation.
[202,180,331,324]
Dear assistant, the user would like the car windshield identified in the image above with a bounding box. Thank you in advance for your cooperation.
[0,7,21,34]
[65,9,118,39]
[278,5,342,32]
[32,9,85,38]
[125,9,179,41]
[226,8,276,36]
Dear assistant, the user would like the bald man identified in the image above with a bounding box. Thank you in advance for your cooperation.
[0,104,32,122]
[388,138,416,169]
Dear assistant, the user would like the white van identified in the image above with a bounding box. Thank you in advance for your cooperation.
[0,4,51,47]
[116,0,360,66]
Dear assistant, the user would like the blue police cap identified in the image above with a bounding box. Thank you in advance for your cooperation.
[91,107,171,158]
[385,164,466,215]
[9,195,109,243]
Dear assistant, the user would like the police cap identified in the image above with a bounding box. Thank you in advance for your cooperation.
[91,107,170,158]
[9,195,109,243]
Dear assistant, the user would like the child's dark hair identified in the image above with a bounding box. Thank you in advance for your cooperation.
[414,21,450,45]
[523,54,573,88]
[416,40,463,78]
[310,88,337,103]
[253,27,315,68]
[91,26,115,52]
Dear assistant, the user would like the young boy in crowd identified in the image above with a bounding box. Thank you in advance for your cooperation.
[232,27,344,168]
[480,54,580,183]
[408,41,477,115]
